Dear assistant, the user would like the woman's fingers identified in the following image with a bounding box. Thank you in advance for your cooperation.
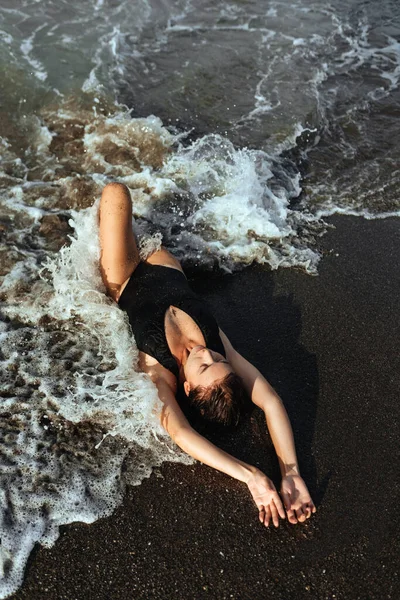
[303,501,316,518]
[259,499,285,528]
[281,489,296,523]
[281,489,290,508]
[280,477,317,525]
[303,504,312,519]
[270,502,279,528]
[255,485,316,528]
[286,508,297,524]
[273,493,286,520]
[263,506,271,527]
[304,502,314,519]
[281,489,291,512]
[295,507,306,522]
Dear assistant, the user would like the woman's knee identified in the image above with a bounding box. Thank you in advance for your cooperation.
[100,182,132,211]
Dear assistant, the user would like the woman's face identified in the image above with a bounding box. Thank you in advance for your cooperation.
[183,345,233,394]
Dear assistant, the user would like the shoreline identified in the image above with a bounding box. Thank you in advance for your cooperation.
[11,215,400,600]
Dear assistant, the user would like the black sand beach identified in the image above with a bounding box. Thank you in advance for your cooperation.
[10,215,400,600]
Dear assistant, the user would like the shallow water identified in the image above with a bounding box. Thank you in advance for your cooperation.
[1,0,399,596]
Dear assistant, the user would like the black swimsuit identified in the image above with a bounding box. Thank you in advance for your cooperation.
[118,263,225,380]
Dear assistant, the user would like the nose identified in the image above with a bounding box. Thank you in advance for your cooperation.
[202,348,216,362]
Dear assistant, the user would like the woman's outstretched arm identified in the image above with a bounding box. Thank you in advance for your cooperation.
[141,355,286,527]
[219,330,316,525]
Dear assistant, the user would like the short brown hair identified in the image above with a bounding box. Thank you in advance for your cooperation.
[187,372,248,426]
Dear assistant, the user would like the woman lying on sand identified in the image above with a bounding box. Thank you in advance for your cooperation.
[98,182,316,528]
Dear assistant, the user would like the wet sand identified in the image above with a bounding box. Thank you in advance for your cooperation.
[11,215,399,600]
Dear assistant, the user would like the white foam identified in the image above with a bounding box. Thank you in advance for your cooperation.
[2,185,45,222]
[43,204,164,442]
[20,25,48,82]
[0,200,191,599]
[0,30,13,45]
[329,19,400,99]
[155,133,319,271]
[315,205,400,221]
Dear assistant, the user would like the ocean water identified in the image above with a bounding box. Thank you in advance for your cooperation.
[1,0,399,596]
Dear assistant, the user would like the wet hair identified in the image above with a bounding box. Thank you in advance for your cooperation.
[187,372,249,426]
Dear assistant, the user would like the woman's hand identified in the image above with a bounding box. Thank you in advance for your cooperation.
[246,469,286,527]
[280,474,316,524]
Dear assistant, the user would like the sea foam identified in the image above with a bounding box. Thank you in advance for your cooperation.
[0,199,192,598]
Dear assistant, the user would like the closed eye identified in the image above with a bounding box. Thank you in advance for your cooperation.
[200,360,229,373]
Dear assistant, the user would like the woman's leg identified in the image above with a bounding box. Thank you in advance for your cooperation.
[99,182,140,301]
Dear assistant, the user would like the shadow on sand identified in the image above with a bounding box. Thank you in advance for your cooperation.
[185,265,328,505]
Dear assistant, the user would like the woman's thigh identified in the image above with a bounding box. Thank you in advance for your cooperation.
[98,182,140,301]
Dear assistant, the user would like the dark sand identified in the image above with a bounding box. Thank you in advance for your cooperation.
[11,216,400,600]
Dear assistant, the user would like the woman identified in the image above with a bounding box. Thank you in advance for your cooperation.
[99,182,316,528]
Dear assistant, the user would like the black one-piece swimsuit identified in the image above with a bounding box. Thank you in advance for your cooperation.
[118,262,225,381]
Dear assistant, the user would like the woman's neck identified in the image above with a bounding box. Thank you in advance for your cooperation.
[164,306,205,372]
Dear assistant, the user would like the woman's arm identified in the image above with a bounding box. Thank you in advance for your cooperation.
[219,330,299,477]
[142,356,286,527]
[153,374,267,482]
[219,330,316,524]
